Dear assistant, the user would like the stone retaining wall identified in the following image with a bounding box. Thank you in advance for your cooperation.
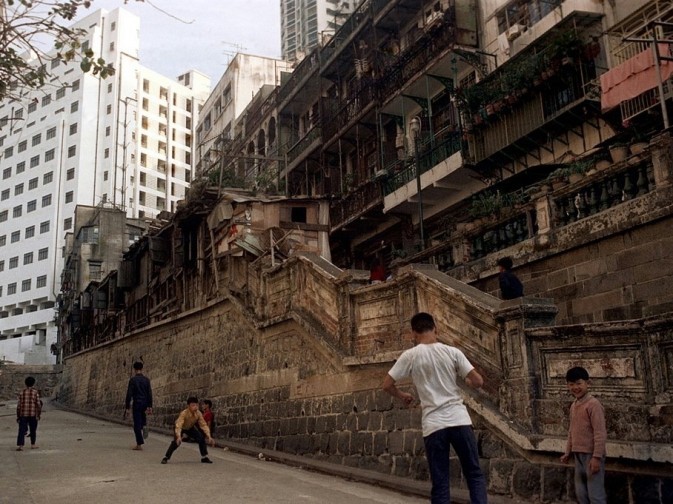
[0,364,61,401]
[58,296,673,503]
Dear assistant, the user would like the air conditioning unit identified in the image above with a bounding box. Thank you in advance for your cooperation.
[506,23,526,42]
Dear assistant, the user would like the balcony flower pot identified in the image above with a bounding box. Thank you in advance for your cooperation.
[594,159,611,171]
[609,144,628,163]
[629,141,648,155]
[506,93,517,105]
[568,173,584,184]
[485,103,496,116]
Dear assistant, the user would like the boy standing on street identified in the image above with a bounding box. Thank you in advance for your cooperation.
[16,376,42,451]
[125,361,153,450]
[560,366,607,504]
[383,312,488,504]
[201,399,215,435]
[161,397,215,464]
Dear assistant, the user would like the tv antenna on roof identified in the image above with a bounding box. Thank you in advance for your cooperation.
[222,42,248,65]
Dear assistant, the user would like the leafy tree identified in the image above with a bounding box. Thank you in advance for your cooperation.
[0,0,141,101]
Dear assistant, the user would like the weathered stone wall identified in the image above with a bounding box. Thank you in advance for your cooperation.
[0,364,61,401]
[58,283,673,502]
[467,212,673,325]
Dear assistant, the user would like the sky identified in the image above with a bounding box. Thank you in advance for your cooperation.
[80,0,282,81]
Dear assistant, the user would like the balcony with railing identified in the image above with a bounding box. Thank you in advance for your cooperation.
[278,50,321,107]
[286,125,321,169]
[320,0,372,71]
[330,178,384,232]
[321,82,377,144]
[376,10,457,104]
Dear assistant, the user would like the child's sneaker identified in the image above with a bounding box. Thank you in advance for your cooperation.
[161,457,168,464]
[201,457,213,464]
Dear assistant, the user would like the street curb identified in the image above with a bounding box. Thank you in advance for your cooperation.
[51,401,517,504]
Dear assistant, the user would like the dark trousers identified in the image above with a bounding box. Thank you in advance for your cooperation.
[164,427,208,459]
[17,416,38,447]
[424,425,488,504]
[132,404,147,446]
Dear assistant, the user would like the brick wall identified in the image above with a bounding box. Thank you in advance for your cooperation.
[0,364,61,401]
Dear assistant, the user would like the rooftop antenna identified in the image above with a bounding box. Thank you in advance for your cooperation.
[222,41,248,66]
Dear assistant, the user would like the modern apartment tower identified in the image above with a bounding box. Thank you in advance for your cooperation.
[0,8,210,364]
[280,0,354,63]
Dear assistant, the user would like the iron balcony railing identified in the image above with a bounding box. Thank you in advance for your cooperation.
[330,178,384,231]
[287,126,321,165]
[383,132,463,196]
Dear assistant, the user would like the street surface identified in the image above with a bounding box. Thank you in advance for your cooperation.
[1,402,426,504]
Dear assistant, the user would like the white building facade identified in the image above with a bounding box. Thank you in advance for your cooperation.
[280,0,354,63]
[0,8,210,364]
[195,53,291,177]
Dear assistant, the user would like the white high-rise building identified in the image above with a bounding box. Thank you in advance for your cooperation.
[280,0,354,63]
[0,8,210,364]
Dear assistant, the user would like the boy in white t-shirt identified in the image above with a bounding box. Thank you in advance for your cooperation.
[383,312,487,504]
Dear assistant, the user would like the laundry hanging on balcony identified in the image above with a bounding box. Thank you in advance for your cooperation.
[600,44,673,111]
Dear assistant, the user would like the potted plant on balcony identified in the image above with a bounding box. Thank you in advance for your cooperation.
[609,142,629,163]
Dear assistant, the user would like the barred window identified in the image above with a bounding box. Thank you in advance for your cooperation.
[1,189,8,200]
[16,161,25,173]
[43,171,53,184]
[37,275,47,288]
[8,283,16,295]
[45,149,55,162]
[47,127,56,139]
[42,194,52,207]
[11,231,20,243]
[29,178,38,190]
[0,210,7,222]
[25,226,35,238]
[32,133,41,146]
[64,217,72,230]
[24,252,33,265]
[9,256,18,268]
[22,279,31,292]
[18,140,27,152]
[13,205,21,218]
[65,191,73,203]
[38,248,49,260]
[15,183,23,195]
[40,221,49,234]
[30,155,40,168]
[27,200,37,212]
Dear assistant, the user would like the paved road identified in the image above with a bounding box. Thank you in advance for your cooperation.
[1,402,426,504]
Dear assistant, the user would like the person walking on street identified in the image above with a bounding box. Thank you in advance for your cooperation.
[383,312,488,504]
[16,376,42,451]
[125,361,153,450]
[161,397,215,464]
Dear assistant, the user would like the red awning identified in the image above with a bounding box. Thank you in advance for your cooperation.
[600,44,673,111]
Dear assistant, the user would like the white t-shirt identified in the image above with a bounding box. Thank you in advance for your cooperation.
[388,342,474,437]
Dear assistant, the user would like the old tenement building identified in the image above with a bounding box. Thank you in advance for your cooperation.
[57,1,673,502]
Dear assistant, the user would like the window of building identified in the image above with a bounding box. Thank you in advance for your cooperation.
[110,21,116,31]
[36,275,47,288]
[47,126,56,139]
[69,123,77,135]
[106,104,112,115]
[32,133,41,146]
[16,161,25,174]
[24,252,33,265]
[56,87,66,99]
[22,279,31,292]
[29,178,38,190]
[27,200,36,212]
[30,155,39,167]
[1,189,8,200]
[67,168,75,180]
[0,235,5,246]
[107,83,113,93]
[3,146,13,158]
[8,283,17,295]
[2,167,10,179]
[105,126,111,136]
[0,210,7,222]
[44,148,55,162]
[11,231,20,243]
[104,148,109,158]
[71,101,79,113]
[42,95,52,106]
[43,171,53,184]
[81,226,99,244]
[42,194,52,207]
[28,102,37,113]
[15,183,23,196]
[25,226,34,238]
[68,145,76,157]
[12,206,21,218]
[10,256,18,268]
[38,248,48,260]
[103,171,108,181]
[18,140,27,152]
[109,41,115,52]
[0,260,3,271]
[71,79,80,91]
[40,221,49,234]
[64,217,72,230]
